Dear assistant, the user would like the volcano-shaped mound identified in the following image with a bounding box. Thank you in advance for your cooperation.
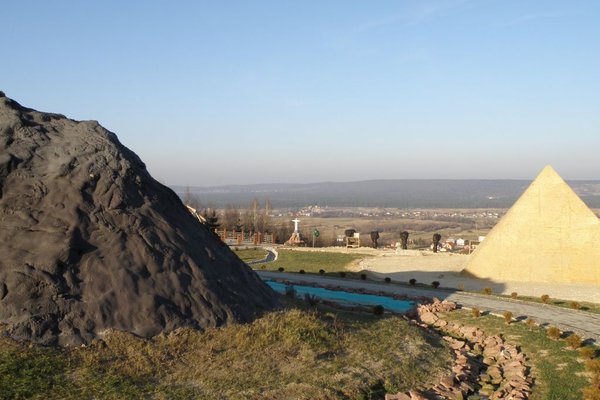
[0,92,278,346]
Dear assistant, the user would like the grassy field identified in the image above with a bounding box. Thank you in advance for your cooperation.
[0,301,451,400]
[260,249,369,275]
[232,247,269,263]
[440,309,592,400]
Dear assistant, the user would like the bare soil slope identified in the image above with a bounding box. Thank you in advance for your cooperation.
[0,92,278,346]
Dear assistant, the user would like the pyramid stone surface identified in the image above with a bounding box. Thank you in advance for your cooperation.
[0,92,278,346]
[464,166,600,285]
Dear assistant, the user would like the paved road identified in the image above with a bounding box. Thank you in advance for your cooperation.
[257,271,600,342]
[246,248,277,265]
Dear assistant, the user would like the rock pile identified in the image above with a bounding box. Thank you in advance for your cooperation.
[386,300,532,399]
[0,93,278,346]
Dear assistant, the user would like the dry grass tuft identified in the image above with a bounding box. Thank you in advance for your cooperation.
[0,305,452,399]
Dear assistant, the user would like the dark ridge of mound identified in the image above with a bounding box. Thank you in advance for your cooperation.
[0,92,279,346]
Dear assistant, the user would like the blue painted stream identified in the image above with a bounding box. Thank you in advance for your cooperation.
[264,280,416,313]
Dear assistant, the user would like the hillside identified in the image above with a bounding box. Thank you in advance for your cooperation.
[174,179,600,209]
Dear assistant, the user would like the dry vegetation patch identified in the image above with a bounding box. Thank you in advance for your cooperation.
[0,305,452,399]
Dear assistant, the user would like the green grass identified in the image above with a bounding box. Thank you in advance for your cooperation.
[264,249,369,275]
[232,247,269,263]
[0,346,71,399]
[0,303,451,400]
[439,309,591,400]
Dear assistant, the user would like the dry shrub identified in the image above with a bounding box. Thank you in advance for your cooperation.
[372,305,384,315]
[457,283,464,291]
[304,293,320,307]
[471,308,481,318]
[547,326,561,340]
[510,292,518,299]
[585,359,600,400]
[579,346,597,359]
[541,294,550,304]
[587,359,600,375]
[503,311,513,325]
[431,281,440,288]
[526,318,536,331]
[566,334,582,349]
[583,386,600,400]
[570,301,581,310]
[284,285,296,298]
[409,278,417,286]
[483,287,492,295]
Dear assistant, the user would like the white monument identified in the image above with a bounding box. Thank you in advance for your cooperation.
[285,218,304,246]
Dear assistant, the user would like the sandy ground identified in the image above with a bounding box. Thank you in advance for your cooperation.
[280,246,600,303]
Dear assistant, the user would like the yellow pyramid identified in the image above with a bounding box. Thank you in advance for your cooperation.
[463,166,600,285]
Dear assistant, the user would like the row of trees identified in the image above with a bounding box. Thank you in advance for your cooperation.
[184,189,276,234]
[183,190,445,249]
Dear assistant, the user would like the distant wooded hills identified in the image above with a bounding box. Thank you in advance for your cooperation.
[172,180,600,209]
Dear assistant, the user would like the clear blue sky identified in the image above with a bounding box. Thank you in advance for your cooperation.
[2,1,599,185]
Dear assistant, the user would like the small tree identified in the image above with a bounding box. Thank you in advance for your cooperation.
[201,209,220,232]
[432,233,442,253]
[432,281,440,288]
[409,278,417,286]
[400,231,409,249]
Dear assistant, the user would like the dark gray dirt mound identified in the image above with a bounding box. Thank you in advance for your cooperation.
[0,92,279,346]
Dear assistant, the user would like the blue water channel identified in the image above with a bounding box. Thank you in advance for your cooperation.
[264,280,416,313]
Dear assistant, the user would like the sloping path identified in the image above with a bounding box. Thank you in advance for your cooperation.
[246,247,277,265]
[257,271,600,342]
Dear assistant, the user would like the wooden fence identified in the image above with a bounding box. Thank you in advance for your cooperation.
[215,229,275,245]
